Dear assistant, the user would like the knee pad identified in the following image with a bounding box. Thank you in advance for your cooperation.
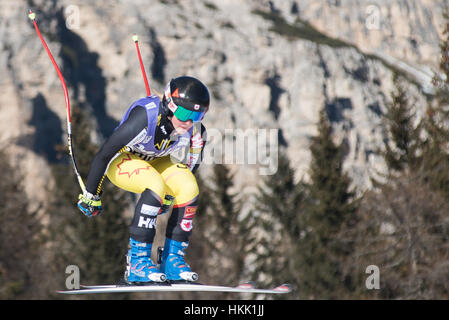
[129,188,163,243]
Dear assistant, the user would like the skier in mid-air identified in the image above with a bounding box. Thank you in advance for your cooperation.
[77,76,209,284]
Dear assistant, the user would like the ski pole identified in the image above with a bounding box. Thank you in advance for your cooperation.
[28,9,86,193]
[132,34,151,96]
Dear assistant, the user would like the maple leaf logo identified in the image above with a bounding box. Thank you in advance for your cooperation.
[180,219,193,232]
[117,154,151,178]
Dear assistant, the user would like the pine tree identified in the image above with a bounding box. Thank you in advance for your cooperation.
[383,73,421,172]
[255,149,304,239]
[48,106,131,299]
[182,171,214,299]
[251,148,305,299]
[297,109,358,299]
[355,173,449,299]
[192,164,254,299]
[433,6,449,103]
[421,7,449,198]
[0,151,46,299]
[423,6,449,199]
[353,24,449,297]
[412,105,449,199]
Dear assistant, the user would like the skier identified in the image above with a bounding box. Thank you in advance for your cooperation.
[76,76,209,284]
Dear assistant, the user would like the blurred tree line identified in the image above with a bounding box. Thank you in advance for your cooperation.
[1,7,449,301]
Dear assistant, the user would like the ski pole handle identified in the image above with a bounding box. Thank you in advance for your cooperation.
[133,34,151,97]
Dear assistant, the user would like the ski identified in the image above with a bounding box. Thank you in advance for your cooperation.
[57,282,292,295]
[79,280,257,290]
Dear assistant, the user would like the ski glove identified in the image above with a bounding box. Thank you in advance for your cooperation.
[77,191,102,217]
[159,195,175,215]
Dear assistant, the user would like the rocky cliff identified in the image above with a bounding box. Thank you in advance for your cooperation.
[0,0,445,214]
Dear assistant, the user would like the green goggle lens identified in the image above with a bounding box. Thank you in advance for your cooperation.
[173,105,206,122]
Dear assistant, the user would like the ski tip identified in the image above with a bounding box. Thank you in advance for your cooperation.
[236,281,256,289]
[80,284,105,289]
[272,283,293,293]
[56,290,74,294]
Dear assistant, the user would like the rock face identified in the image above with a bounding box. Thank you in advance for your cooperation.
[0,0,444,211]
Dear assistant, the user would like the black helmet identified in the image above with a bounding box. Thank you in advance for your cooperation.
[162,76,210,122]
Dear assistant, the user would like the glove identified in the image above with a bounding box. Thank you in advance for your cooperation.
[77,191,102,217]
[159,195,174,215]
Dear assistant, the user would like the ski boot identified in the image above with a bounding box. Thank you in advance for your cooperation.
[159,238,198,282]
[124,238,167,284]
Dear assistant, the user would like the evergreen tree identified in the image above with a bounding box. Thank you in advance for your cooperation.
[182,171,214,299]
[0,151,46,299]
[354,25,449,297]
[298,109,358,299]
[48,106,131,299]
[424,5,449,198]
[251,148,305,299]
[433,7,449,103]
[255,149,304,239]
[413,104,449,199]
[192,164,254,299]
[383,73,421,172]
[357,174,449,299]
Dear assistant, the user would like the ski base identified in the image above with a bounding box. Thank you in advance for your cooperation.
[57,281,292,295]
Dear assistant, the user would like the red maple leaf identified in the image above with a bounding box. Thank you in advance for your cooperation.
[117,154,151,178]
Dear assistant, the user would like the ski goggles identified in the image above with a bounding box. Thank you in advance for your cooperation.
[173,105,206,122]
[167,98,206,122]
